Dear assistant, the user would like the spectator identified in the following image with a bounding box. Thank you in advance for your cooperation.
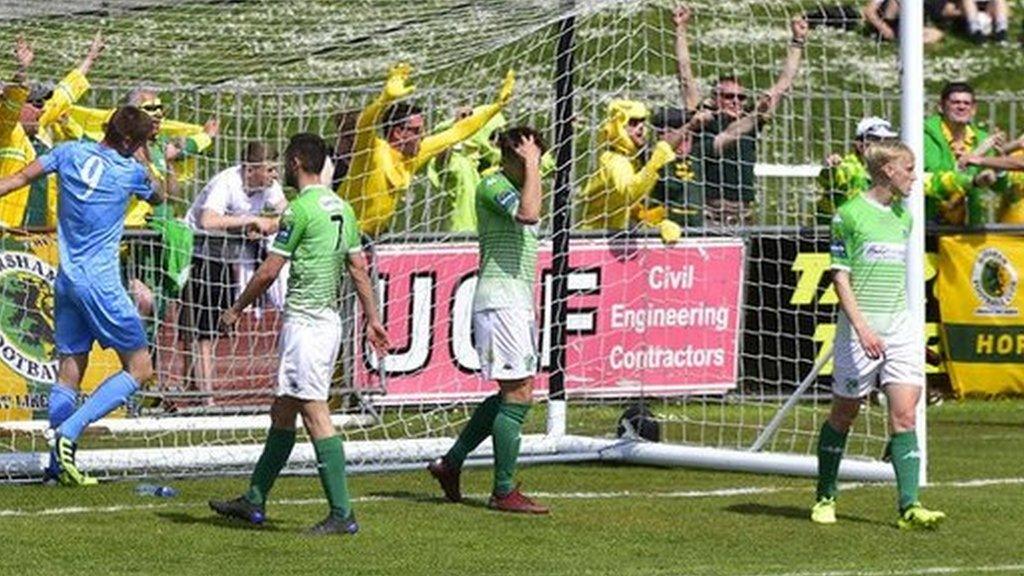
[675,7,810,227]
[0,33,103,229]
[576,99,685,238]
[817,116,899,224]
[182,140,286,404]
[338,63,514,237]
[329,109,360,190]
[923,81,1004,225]
[960,132,1024,223]
[649,106,714,228]
[427,105,507,233]
[862,1,945,44]
[961,0,1011,43]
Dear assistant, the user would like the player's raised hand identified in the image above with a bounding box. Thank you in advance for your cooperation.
[514,134,541,166]
[82,30,105,69]
[497,69,515,107]
[791,16,809,43]
[856,326,885,360]
[204,118,220,138]
[366,320,390,356]
[672,5,692,29]
[385,63,415,99]
[13,35,33,71]
[825,153,844,168]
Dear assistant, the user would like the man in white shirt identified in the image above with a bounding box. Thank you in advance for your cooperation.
[182,141,286,402]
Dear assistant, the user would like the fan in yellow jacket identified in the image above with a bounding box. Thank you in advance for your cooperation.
[338,63,515,237]
[68,88,218,225]
[578,100,684,241]
[0,32,103,229]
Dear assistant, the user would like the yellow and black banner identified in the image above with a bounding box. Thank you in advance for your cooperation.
[938,234,1024,396]
[0,234,119,421]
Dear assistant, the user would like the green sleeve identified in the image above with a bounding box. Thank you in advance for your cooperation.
[271,204,308,258]
[829,211,852,271]
[477,174,519,219]
[342,202,362,257]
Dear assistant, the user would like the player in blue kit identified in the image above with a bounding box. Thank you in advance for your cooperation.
[0,106,165,486]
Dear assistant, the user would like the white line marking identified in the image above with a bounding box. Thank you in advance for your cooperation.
[749,565,1024,576]
[1,477,1021,518]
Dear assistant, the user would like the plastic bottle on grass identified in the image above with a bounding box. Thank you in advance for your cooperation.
[135,483,178,498]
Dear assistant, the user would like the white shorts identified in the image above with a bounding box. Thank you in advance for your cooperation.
[473,308,539,381]
[832,321,924,399]
[276,313,343,401]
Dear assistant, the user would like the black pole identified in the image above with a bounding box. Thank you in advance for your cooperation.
[548,3,575,402]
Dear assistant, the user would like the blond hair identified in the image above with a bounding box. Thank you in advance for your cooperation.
[863,141,914,183]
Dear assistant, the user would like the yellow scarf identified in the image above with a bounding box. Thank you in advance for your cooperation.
[940,119,976,160]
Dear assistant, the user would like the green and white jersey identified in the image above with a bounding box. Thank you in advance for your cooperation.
[830,193,912,334]
[473,171,538,313]
[270,185,361,320]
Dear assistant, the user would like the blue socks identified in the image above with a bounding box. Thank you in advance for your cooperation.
[57,372,138,442]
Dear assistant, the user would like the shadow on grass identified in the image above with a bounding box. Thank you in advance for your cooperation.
[723,503,887,527]
[366,490,491,510]
[156,511,287,532]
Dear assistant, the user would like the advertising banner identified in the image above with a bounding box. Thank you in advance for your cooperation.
[354,238,745,403]
[938,234,1024,396]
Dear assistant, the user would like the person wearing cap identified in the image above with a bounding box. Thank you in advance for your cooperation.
[816,117,899,224]
[923,81,1006,225]
[673,6,809,228]
[0,32,104,229]
[577,100,686,241]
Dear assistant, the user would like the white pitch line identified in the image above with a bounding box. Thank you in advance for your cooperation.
[1,477,1021,518]
[748,564,1024,576]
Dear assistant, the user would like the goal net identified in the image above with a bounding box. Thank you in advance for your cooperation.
[0,0,917,482]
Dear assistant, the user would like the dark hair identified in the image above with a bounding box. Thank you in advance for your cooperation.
[940,81,974,102]
[104,106,153,150]
[284,133,327,175]
[715,76,742,89]
[382,102,422,136]
[497,126,548,159]
[243,140,278,164]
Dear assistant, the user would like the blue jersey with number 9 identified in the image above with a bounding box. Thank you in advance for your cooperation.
[38,140,154,282]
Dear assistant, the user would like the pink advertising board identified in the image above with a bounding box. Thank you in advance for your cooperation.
[355,238,745,403]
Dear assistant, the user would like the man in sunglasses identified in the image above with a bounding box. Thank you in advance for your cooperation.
[673,6,809,228]
[119,87,219,225]
[0,32,104,229]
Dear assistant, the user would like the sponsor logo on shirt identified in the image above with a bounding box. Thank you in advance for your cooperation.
[496,190,518,212]
[830,238,847,260]
[862,242,906,263]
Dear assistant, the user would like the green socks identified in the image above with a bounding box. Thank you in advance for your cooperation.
[890,430,921,512]
[816,421,848,501]
[245,427,296,506]
[446,394,502,468]
[492,402,531,496]
[313,435,352,519]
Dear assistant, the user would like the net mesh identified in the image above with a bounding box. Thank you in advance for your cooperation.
[0,0,914,481]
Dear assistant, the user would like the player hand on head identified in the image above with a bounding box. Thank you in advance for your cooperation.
[366,320,390,356]
[385,63,415,99]
[497,69,515,107]
[514,134,542,167]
